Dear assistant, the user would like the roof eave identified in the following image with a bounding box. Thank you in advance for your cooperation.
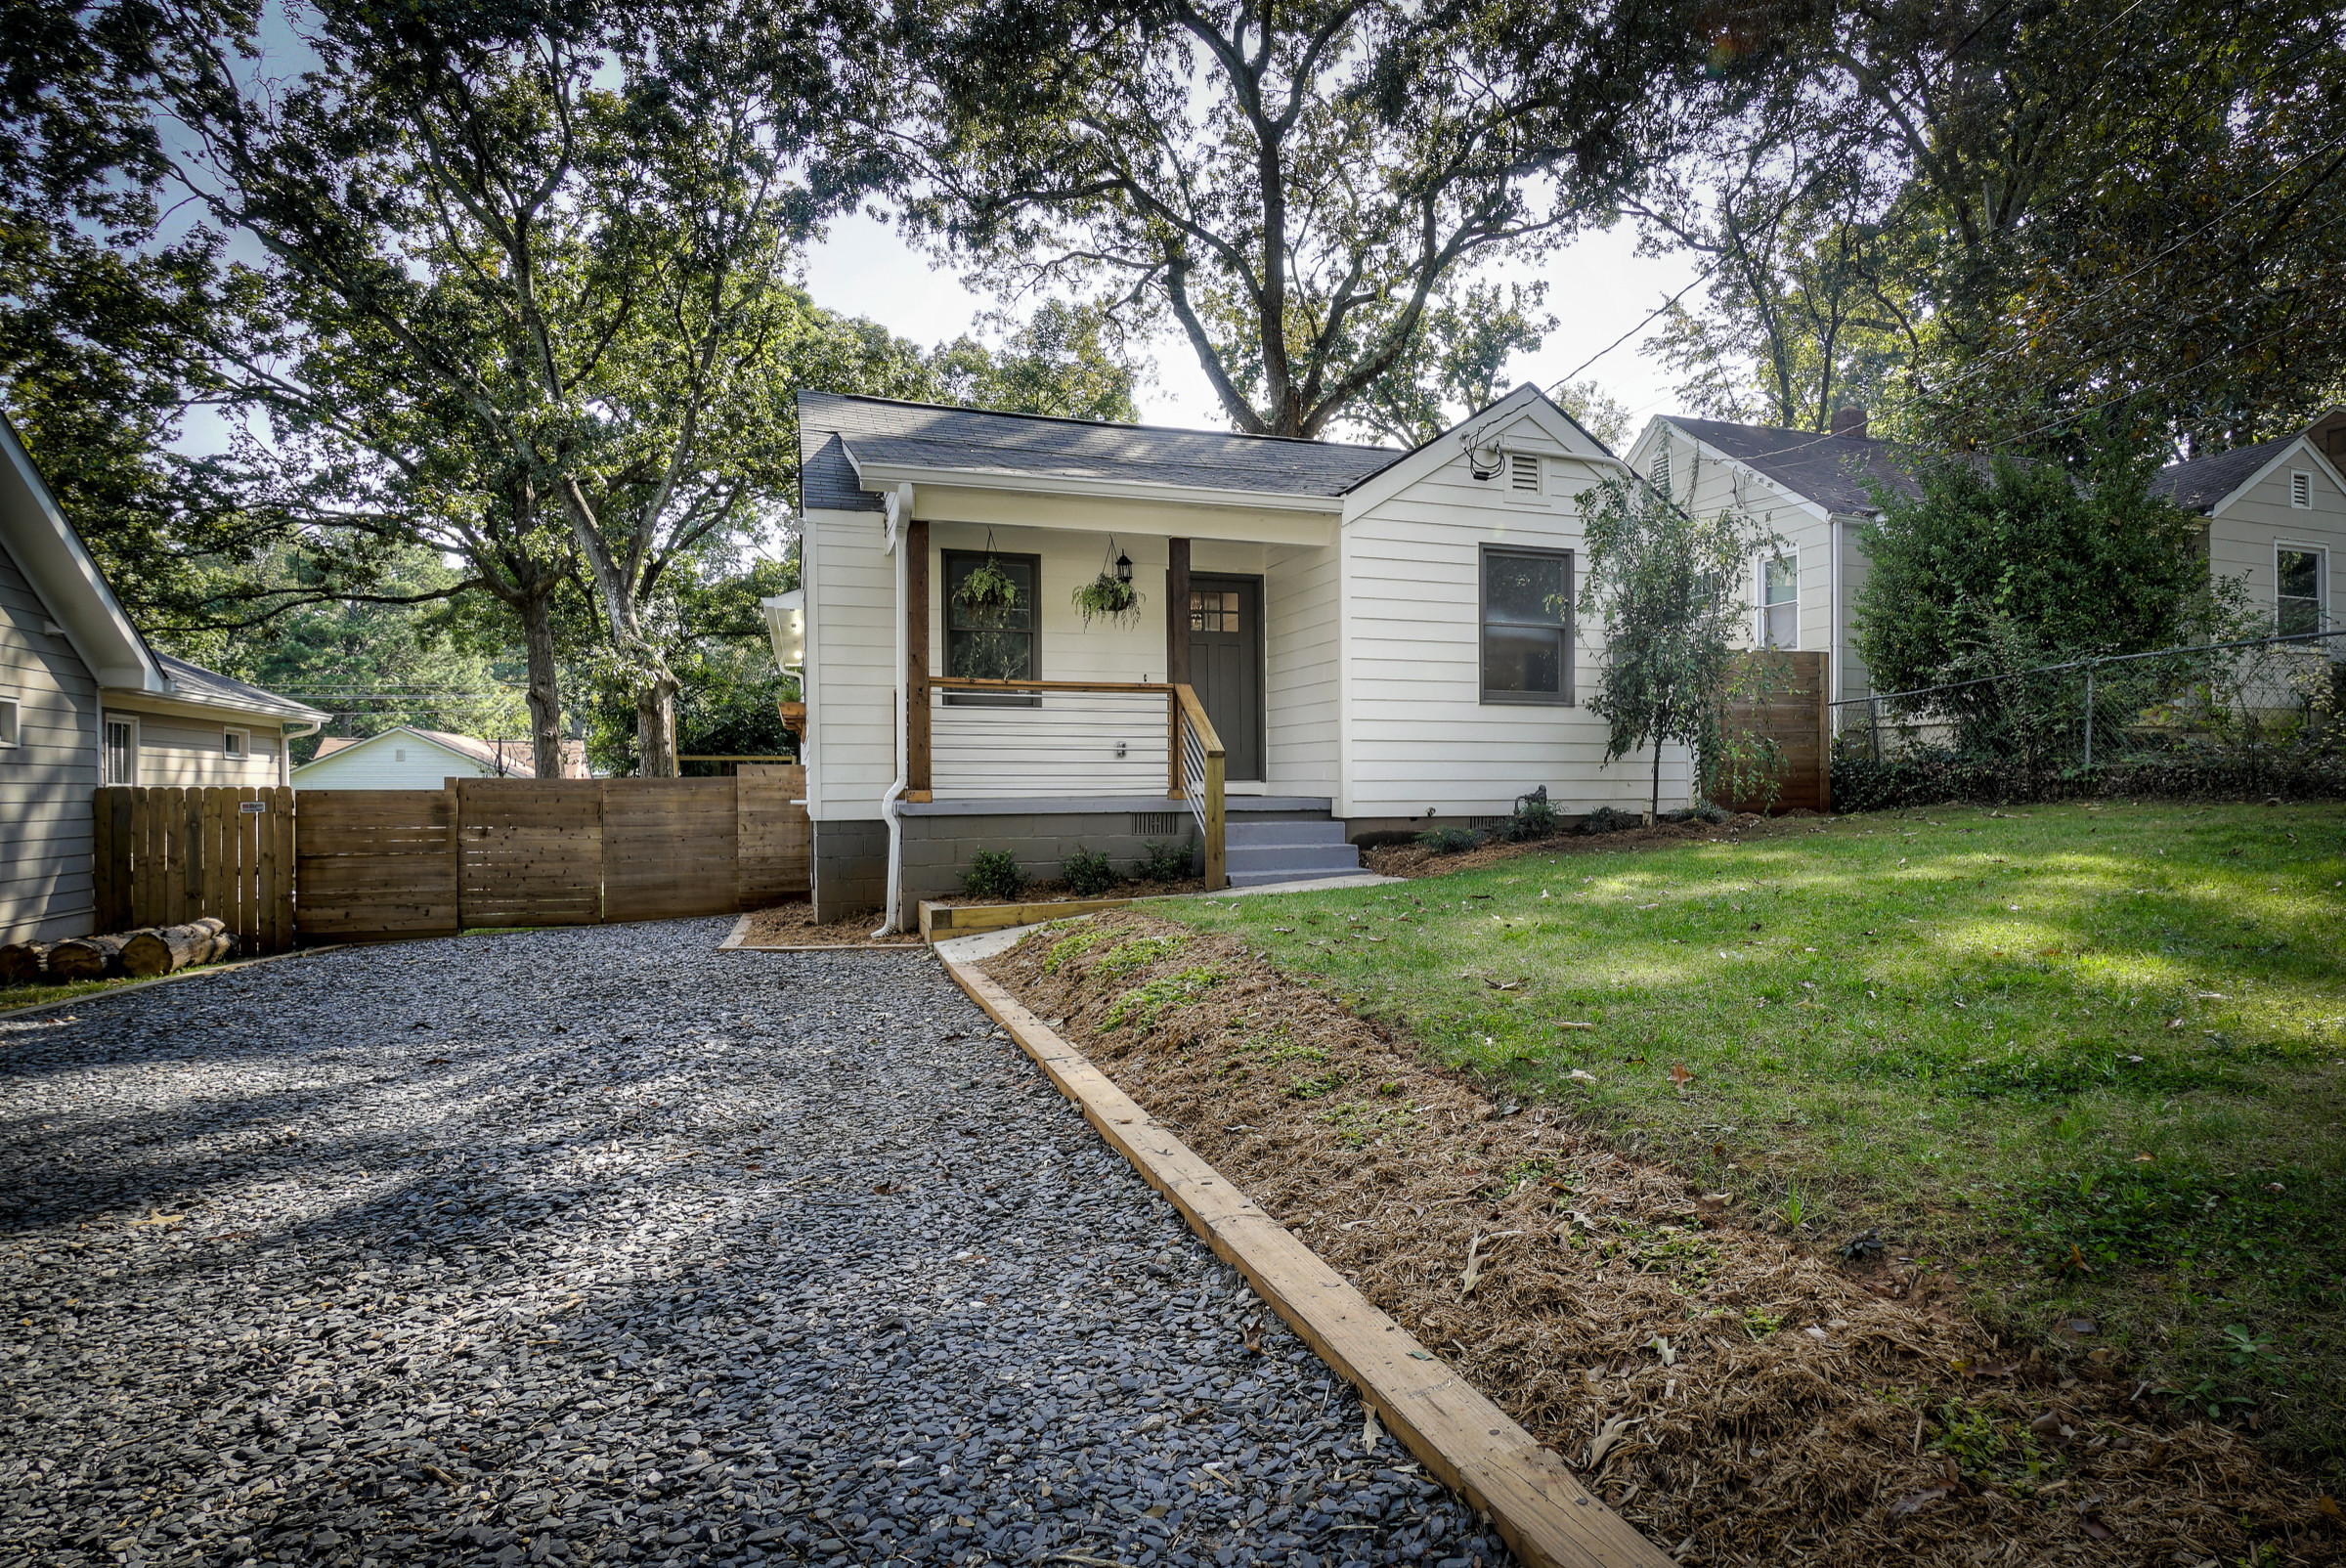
[840,451,1347,514]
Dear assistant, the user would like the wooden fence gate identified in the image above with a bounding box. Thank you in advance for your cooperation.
[97,770,811,947]
[94,786,298,953]
[1715,651,1832,814]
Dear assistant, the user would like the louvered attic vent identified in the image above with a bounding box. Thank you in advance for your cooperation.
[1509,453,1541,492]
[2291,470,2313,508]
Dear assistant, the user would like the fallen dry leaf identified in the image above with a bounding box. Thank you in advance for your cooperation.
[1668,1062,1694,1088]
[1586,1414,1642,1469]
[1887,1486,1948,1519]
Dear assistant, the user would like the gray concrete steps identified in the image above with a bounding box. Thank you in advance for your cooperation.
[1223,812,1364,887]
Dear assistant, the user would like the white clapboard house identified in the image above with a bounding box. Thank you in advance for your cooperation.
[775,383,1701,924]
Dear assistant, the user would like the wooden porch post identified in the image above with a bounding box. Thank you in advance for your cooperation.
[1165,538,1191,685]
[907,517,932,800]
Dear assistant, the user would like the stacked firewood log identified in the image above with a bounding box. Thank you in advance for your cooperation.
[0,918,239,984]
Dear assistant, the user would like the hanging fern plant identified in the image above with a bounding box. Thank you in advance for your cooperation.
[954,555,1022,620]
[1071,540,1144,627]
[1071,573,1143,626]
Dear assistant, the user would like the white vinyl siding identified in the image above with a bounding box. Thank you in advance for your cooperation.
[1264,544,1339,797]
[0,535,100,943]
[1339,415,1690,820]
[804,507,902,820]
[291,734,495,790]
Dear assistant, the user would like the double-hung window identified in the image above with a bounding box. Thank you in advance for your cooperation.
[103,716,137,785]
[1760,554,1798,648]
[1480,545,1572,704]
[942,548,1041,705]
[2279,546,2324,637]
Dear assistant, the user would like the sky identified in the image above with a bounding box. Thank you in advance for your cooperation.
[798,209,1710,449]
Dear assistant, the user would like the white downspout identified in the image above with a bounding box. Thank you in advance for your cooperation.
[281,718,323,787]
[873,483,913,936]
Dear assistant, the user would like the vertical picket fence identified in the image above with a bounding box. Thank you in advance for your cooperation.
[93,785,297,953]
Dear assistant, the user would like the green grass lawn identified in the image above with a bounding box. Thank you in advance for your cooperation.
[1158,801,2346,1462]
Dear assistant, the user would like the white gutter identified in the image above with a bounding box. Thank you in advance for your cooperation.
[873,483,914,936]
[1828,514,1842,710]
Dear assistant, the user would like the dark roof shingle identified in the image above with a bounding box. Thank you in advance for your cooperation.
[2150,435,2294,512]
[1666,416,1922,515]
[156,653,327,721]
[797,392,1397,514]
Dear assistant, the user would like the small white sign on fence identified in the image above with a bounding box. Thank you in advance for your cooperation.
[239,801,269,814]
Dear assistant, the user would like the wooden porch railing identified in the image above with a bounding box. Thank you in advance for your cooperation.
[918,676,1225,889]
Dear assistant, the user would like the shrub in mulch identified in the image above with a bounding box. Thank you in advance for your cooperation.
[979,910,2324,1568]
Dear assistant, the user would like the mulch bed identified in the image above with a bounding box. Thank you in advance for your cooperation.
[978,908,2326,1567]
[924,872,1207,906]
[734,901,925,947]
[1362,811,1813,879]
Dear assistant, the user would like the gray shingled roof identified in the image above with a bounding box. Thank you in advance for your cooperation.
[2151,435,2294,513]
[797,391,1398,514]
[1668,416,1922,515]
[156,653,328,722]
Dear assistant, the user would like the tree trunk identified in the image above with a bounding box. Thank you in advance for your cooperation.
[120,918,233,978]
[636,676,679,777]
[518,588,567,778]
[49,934,133,980]
[0,941,56,984]
[1649,730,1664,827]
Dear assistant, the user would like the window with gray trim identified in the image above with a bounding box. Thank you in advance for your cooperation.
[1480,545,1572,704]
[0,696,18,748]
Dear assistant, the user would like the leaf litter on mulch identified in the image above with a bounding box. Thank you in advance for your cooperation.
[978,909,2332,1567]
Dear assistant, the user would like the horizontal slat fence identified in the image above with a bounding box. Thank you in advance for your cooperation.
[95,785,296,953]
[1716,650,1831,815]
[94,776,810,945]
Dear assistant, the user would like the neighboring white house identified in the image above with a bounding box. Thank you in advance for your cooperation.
[2,414,327,944]
[1621,407,2346,719]
[779,383,1696,923]
[290,725,572,789]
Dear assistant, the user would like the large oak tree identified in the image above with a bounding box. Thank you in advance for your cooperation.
[880,0,1808,438]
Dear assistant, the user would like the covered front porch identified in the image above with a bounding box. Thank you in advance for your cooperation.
[886,506,1349,902]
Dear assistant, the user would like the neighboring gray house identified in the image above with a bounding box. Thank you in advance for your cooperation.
[1,416,326,945]
[1622,407,2346,718]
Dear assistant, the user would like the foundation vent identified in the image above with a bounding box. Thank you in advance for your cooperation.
[1132,812,1183,836]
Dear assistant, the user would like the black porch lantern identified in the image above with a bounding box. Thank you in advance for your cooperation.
[1115,549,1133,584]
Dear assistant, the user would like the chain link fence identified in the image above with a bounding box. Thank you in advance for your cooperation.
[1830,630,2346,808]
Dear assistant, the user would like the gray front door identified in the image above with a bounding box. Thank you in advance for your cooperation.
[1189,574,1263,782]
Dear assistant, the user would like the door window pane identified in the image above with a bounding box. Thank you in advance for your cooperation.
[2279,548,2322,635]
[1482,547,1571,703]
[1190,590,1241,632]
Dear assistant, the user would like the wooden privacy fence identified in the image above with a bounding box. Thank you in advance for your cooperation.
[97,768,810,946]
[96,786,297,953]
[1715,650,1832,815]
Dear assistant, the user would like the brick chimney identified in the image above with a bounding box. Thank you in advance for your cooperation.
[1832,406,1869,440]
[2308,408,2346,465]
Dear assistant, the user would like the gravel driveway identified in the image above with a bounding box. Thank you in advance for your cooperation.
[1,922,1512,1568]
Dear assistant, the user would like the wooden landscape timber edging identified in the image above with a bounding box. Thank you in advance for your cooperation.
[939,954,1673,1568]
[917,896,1136,942]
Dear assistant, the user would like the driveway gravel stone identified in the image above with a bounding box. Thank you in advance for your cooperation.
[1,921,1513,1568]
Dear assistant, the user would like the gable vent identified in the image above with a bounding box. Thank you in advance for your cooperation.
[1509,452,1542,492]
[2291,469,2313,508]
[1650,449,1672,497]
